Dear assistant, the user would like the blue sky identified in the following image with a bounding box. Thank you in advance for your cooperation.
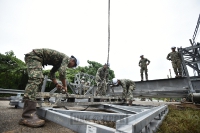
[0,0,200,81]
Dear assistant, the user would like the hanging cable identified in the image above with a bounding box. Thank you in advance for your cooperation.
[107,0,110,64]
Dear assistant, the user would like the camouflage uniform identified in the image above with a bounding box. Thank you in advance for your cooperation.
[83,81,90,94]
[79,78,85,95]
[167,51,182,76]
[139,58,150,80]
[24,48,69,100]
[119,79,135,101]
[95,67,109,96]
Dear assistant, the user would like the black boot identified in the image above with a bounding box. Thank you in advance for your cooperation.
[19,100,45,127]
[128,100,132,106]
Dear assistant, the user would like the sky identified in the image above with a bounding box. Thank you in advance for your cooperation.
[0,0,200,81]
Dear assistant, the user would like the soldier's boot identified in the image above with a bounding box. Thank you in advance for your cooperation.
[145,75,148,81]
[141,74,144,81]
[128,100,132,106]
[178,70,182,77]
[174,70,179,78]
[19,100,45,127]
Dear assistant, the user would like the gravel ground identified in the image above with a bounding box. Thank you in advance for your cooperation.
[0,101,76,133]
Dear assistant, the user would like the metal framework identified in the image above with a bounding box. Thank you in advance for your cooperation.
[176,14,200,94]
[0,72,199,133]
[37,104,168,133]
[178,44,200,78]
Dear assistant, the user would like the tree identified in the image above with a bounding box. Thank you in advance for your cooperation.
[0,51,28,90]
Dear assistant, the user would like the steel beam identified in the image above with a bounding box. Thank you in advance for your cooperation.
[49,109,130,121]
[109,77,200,98]
[116,105,168,133]
[37,104,168,133]
[0,88,24,94]
[37,107,115,133]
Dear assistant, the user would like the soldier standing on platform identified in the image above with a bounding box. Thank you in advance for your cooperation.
[139,55,150,81]
[167,46,182,78]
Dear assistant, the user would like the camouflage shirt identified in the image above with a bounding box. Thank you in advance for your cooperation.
[119,79,135,89]
[139,58,150,67]
[33,48,70,80]
[95,67,109,82]
[166,51,181,62]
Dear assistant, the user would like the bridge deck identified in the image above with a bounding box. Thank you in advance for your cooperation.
[109,77,200,98]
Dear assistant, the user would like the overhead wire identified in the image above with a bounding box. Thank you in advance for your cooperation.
[107,0,110,64]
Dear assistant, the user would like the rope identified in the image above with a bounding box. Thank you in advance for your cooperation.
[107,0,110,64]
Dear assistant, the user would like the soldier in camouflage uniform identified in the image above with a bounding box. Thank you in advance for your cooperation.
[83,81,90,94]
[167,46,182,77]
[95,63,110,96]
[80,76,85,95]
[112,78,135,106]
[139,55,150,81]
[19,48,79,127]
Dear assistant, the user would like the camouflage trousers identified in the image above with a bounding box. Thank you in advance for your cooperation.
[122,84,135,101]
[140,66,148,80]
[172,60,182,76]
[24,52,44,101]
[79,83,89,95]
[96,80,107,96]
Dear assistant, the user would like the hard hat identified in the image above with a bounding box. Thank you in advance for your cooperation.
[112,78,118,85]
[71,55,80,67]
[171,46,176,49]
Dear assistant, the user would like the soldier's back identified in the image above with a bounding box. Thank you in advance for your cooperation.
[33,48,68,66]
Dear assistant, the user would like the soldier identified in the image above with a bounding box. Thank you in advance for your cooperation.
[80,76,85,95]
[167,46,182,78]
[95,63,110,96]
[83,81,90,94]
[112,78,135,106]
[139,55,150,81]
[19,48,79,127]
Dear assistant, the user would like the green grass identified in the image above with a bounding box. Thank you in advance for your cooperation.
[156,105,200,133]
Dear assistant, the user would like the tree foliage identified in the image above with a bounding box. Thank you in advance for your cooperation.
[0,51,28,90]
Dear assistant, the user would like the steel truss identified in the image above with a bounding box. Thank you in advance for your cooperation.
[179,44,200,78]
[37,104,168,133]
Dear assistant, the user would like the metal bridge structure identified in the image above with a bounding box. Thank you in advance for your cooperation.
[0,68,200,133]
[1,14,200,132]
[1,41,200,132]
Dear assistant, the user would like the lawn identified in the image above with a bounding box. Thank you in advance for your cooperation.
[156,105,200,133]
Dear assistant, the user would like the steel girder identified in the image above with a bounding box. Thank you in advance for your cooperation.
[37,104,168,133]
